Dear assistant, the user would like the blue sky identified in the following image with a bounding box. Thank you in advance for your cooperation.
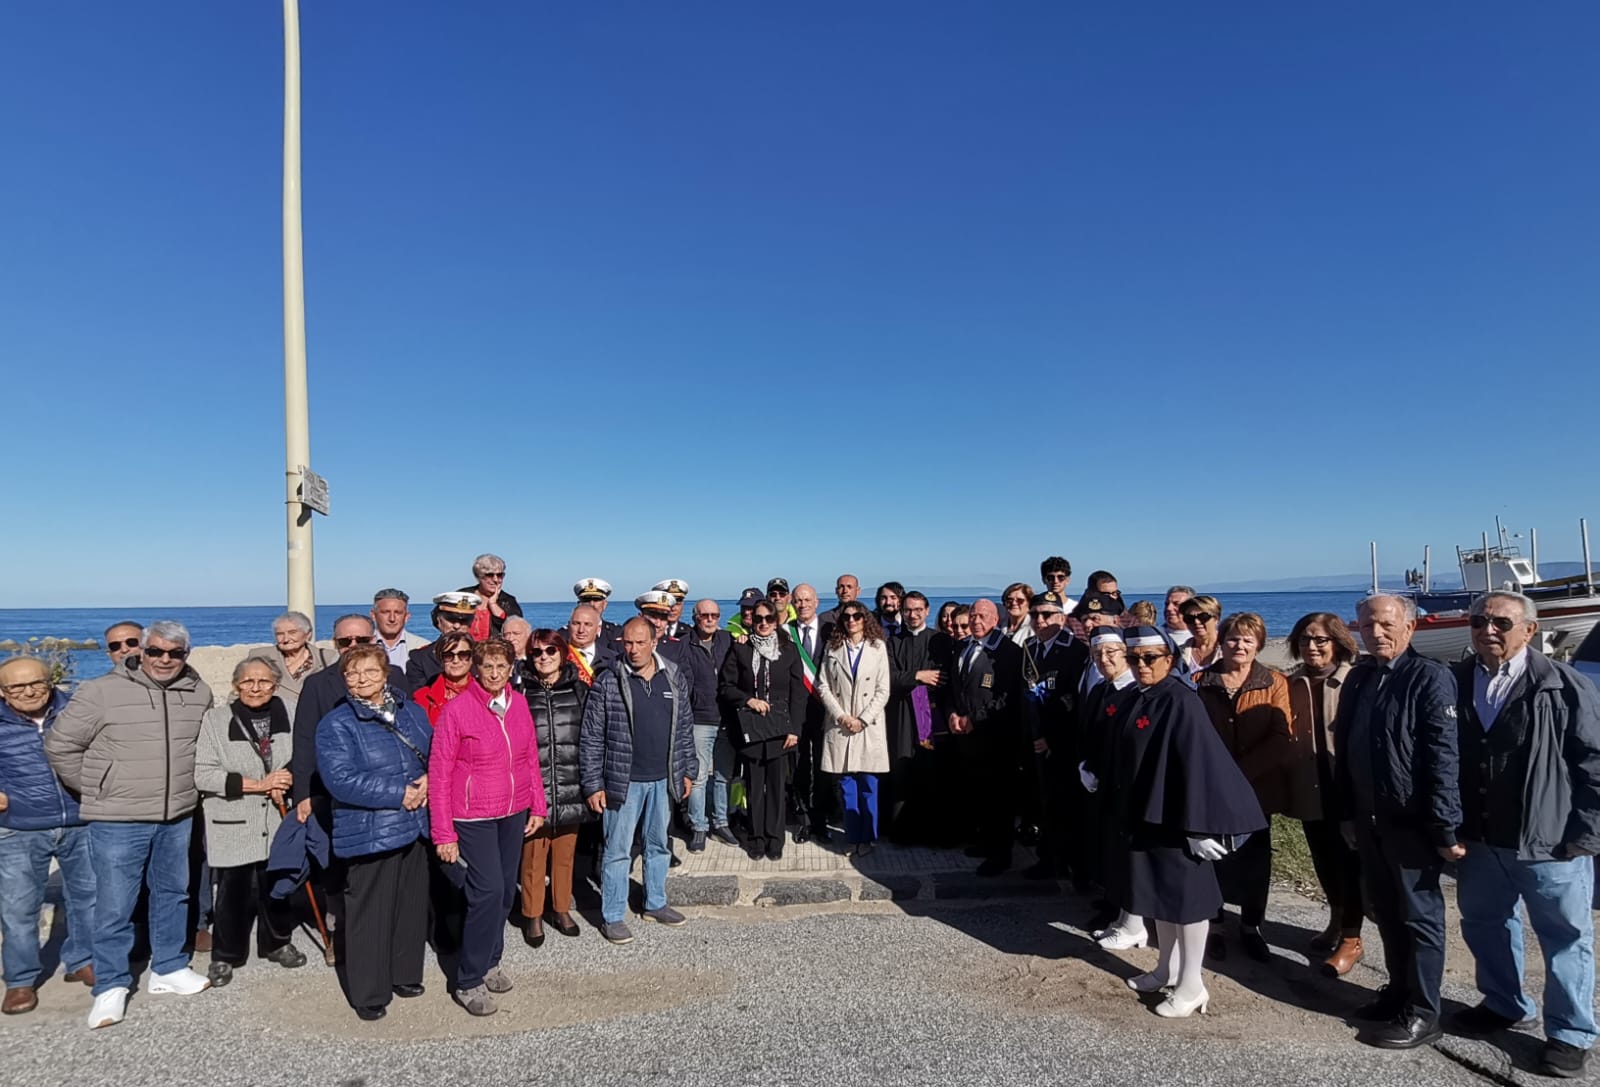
[4,2,1597,608]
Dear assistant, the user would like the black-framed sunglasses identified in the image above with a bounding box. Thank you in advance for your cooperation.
[334,635,374,648]
[531,646,563,658]
[1469,614,1518,633]
[842,611,867,622]
[106,638,141,652]
[1128,651,1169,666]
[1181,613,1214,626]
[143,646,189,661]
[442,649,474,661]
[752,613,778,626]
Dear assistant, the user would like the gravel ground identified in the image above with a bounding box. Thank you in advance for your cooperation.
[0,886,1520,1087]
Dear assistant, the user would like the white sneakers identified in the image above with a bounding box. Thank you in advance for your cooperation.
[87,987,129,1029]
[147,967,211,996]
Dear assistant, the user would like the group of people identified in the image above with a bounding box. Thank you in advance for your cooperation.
[1,553,1597,1078]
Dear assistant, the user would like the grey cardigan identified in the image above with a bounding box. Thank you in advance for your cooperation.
[195,697,296,868]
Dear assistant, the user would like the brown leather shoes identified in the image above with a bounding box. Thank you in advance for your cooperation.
[1321,937,1363,977]
[2,987,37,1015]
[191,929,212,954]
[64,965,96,986]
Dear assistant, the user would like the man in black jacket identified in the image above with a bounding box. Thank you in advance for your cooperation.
[683,600,736,850]
[887,591,941,843]
[1447,591,1600,1078]
[945,599,1026,877]
[1334,593,1462,1050]
[1020,591,1089,882]
[789,584,835,842]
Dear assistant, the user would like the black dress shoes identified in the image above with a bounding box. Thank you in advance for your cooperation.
[1447,1001,1536,1037]
[793,827,811,844]
[1367,1013,1443,1050]
[1539,1039,1591,1078]
[392,983,425,999]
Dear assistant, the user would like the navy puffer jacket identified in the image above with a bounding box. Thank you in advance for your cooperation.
[0,689,81,831]
[316,690,432,859]
[579,655,698,809]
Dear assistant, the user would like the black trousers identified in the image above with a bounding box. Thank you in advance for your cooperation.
[1355,821,1446,1019]
[211,861,292,965]
[1214,828,1272,927]
[1303,818,1365,935]
[455,814,524,991]
[968,724,1016,858]
[337,840,427,1011]
[743,737,789,853]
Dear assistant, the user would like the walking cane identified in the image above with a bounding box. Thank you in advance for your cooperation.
[274,797,336,966]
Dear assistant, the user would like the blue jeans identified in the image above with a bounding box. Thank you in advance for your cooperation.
[1457,843,1597,1048]
[601,779,670,924]
[89,819,193,994]
[839,773,880,844]
[687,725,732,832]
[0,825,96,987]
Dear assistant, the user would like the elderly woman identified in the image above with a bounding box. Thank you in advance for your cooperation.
[430,639,545,1016]
[195,657,307,987]
[719,600,807,860]
[316,645,432,1022]
[1193,612,1293,963]
[1002,583,1035,647]
[1285,611,1365,976]
[1079,628,1146,951]
[462,553,522,639]
[261,611,336,701]
[816,605,892,856]
[414,631,476,724]
[1087,626,1266,1018]
[519,630,595,946]
[1178,595,1223,675]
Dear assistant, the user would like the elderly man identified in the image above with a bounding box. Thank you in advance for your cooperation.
[789,584,836,842]
[1446,592,1600,1077]
[683,600,736,850]
[460,553,521,638]
[1333,594,1462,1050]
[103,622,142,668]
[580,618,697,944]
[406,593,478,690]
[501,617,533,692]
[945,599,1026,877]
[1020,591,1090,883]
[0,658,97,1014]
[371,588,421,668]
[1163,586,1196,648]
[565,605,618,685]
[45,621,215,1029]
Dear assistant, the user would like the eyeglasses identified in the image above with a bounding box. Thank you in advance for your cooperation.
[334,635,374,648]
[752,614,778,626]
[1030,609,1061,619]
[1181,613,1214,627]
[143,646,188,661]
[1469,614,1518,633]
[346,668,386,680]
[1298,635,1334,647]
[237,678,276,688]
[478,571,505,579]
[2,680,49,695]
[1128,652,1169,666]
[442,650,474,661]
[1004,598,1028,608]
[106,638,141,652]
[695,612,721,620]
[1104,589,1122,597]
[532,646,563,658]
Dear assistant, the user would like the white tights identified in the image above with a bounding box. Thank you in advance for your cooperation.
[1148,919,1209,1001]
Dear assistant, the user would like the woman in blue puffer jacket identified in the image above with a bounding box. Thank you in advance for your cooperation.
[315,645,432,1022]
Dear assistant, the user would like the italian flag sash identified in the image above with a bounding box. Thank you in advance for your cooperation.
[787,622,820,694]
[567,646,595,686]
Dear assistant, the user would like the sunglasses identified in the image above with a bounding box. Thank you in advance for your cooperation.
[143,646,189,661]
[1181,613,1214,626]
[752,614,778,625]
[478,571,505,580]
[1469,614,1518,633]
[695,612,721,620]
[531,646,563,658]
[1030,608,1061,619]
[1128,651,1169,666]
[106,638,141,652]
[442,650,474,661]
[842,612,866,622]
[1044,573,1068,582]
[334,635,375,648]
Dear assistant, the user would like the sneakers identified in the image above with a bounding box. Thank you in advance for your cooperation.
[87,987,129,1029]
[206,962,234,988]
[1448,1001,1537,1037]
[710,826,739,847]
[265,944,307,969]
[1539,1039,1591,1078]
[688,830,707,853]
[456,985,498,1017]
[147,967,210,996]
[600,921,635,944]
[484,967,513,994]
[643,906,687,926]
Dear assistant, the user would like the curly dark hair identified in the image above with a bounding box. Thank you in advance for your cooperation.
[827,603,885,649]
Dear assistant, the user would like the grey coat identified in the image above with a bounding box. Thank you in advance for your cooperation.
[195,697,296,867]
[45,657,214,823]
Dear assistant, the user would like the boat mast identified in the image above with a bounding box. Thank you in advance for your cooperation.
[1370,541,1379,596]
[1584,518,1595,596]
[1531,528,1539,583]
[1423,545,1431,592]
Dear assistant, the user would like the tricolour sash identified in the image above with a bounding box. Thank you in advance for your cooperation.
[787,622,820,694]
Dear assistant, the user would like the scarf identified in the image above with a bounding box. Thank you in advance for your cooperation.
[750,631,780,664]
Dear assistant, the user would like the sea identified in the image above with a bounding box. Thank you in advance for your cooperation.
[1,591,1365,685]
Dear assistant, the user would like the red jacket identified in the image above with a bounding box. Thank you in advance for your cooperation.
[428,680,547,844]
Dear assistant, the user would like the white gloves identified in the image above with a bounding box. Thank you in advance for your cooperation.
[1187,836,1228,862]
[1078,762,1099,794]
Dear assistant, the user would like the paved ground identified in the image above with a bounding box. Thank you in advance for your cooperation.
[2,839,1576,1087]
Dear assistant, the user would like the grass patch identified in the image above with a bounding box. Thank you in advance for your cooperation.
[1270,814,1322,897]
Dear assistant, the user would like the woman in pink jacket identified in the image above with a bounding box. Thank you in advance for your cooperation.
[429,638,547,1016]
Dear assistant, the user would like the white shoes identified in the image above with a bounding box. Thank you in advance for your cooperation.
[87,987,129,1029]
[1154,987,1211,1018]
[1127,972,1172,994]
[148,967,211,996]
[1096,925,1147,950]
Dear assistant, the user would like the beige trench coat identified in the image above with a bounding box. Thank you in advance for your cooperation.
[816,639,892,775]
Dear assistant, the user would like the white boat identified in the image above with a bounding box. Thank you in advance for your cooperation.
[1409,599,1600,662]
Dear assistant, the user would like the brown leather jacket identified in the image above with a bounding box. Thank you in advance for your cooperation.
[1195,661,1295,815]
[1283,661,1353,821]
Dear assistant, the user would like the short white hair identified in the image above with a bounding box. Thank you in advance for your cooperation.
[273,610,313,635]
[472,553,506,575]
[144,620,191,649]
[1472,591,1538,623]
[1357,593,1417,622]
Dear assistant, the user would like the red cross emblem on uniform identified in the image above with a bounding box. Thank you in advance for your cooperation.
[1136,716,1151,730]
[1106,705,1117,717]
